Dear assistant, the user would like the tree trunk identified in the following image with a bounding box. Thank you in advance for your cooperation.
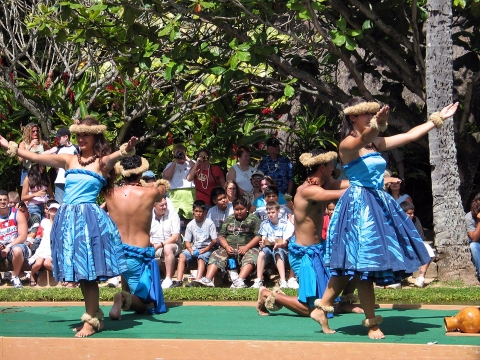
[426,0,477,284]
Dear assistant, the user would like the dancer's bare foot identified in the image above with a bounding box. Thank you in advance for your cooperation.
[256,286,270,316]
[310,308,336,334]
[109,292,123,320]
[368,325,385,339]
[74,320,103,337]
[335,302,364,314]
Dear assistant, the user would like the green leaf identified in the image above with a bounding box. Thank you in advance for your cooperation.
[237,51,251,62]
[331,32,346,46]
[145,115,157,129]
[210,66,226,75]
[362,20,373,30]
[345,36,356,51]
[79,101,87,119]
[284,84,295,97]
[336,17,347,31]
[123,7,136,25]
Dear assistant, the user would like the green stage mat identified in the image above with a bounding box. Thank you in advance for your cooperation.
[0,305,478,346]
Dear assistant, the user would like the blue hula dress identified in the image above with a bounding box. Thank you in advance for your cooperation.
[51,169,127,282]
[325,153,431,285]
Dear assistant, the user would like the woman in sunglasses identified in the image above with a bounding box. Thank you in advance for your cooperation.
[18,123,51,187]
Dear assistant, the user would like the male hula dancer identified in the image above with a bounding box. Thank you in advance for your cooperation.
[106,155,168,319]
[257,150,362,323]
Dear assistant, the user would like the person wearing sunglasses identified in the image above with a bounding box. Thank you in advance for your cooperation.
[18,123,51,188]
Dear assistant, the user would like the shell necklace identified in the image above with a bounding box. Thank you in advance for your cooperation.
[197,166,210,190]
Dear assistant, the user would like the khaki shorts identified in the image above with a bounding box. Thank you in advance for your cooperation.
[154,243,182,259]
[208,247,259,271]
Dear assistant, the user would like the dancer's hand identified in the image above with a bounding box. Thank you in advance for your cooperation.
[0,135,9,150]
[125,136,138,152]
[440,102,459,120]
[376,105,390,125]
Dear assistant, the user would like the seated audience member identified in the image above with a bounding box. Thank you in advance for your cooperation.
[226,145,255,199]
[8,191,20,209]
[0,190,28,288]
[465,193,480,282]
[17,201,41,252]
[400,201,435,288]
[141,170,157,185]
[150,197,183,289]
[386,175,412,204]
[175,200,217,286]
[252,201,295,289]
[207,187,233,231]
[28,202,60,286]
[21,163,53,218]
[251,175,289,212]
[186,148,225,206]
[247,170,264,211]
[193,197,261,288]
[225,180,239,203]
[254,186,292,222]
[321,202,336,241]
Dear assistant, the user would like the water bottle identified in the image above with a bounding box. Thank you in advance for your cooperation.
[193,250,199,257]
[227,257,237,270]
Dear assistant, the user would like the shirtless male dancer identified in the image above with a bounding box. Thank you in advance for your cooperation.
[105,155,169,319]
[257,150,362,328]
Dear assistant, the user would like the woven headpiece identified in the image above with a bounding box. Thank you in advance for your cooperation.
[69,124,107,134]
[343,102,380,116]
[115,157,149,177]
[299,151,337,168]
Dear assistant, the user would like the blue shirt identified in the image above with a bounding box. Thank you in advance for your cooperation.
[257,155,293,194]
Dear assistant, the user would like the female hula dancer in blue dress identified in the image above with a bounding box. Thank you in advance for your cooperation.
[313,98,458,339]
[0,116,138,337]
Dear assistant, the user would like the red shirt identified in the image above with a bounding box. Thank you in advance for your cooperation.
[193,165,224,206]
[321,214,330,240]
[0,208,18,245]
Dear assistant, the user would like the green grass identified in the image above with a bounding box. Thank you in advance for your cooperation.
[0,284,478,304]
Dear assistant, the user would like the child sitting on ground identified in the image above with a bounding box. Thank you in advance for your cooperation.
[206,186,233,231]
[28,202,60,286]
[176,200,218,286]
[400,201,435,288]
[252,201,295,289]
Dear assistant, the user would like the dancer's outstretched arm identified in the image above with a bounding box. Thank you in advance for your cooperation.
[376,102,458,151]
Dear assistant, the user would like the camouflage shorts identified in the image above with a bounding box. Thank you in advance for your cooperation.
[208,247,260,271]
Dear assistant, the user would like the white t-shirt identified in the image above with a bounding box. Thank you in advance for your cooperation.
[232,164,255,193]
[150,208,181,244]
[184,218,217,250]
[206,203,234,229]
[254,205,292,222]
[163,161,195,190]
[258,218,295,242]
[55,144,78,184]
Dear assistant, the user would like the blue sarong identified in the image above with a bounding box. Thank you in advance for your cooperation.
[123,244,167,314]
[288,237,337,318]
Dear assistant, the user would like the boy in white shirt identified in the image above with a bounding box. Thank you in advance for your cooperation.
[252,201,294,289]
[254,186,292,222]
[206,187,233,231]
[176,200,217,286]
